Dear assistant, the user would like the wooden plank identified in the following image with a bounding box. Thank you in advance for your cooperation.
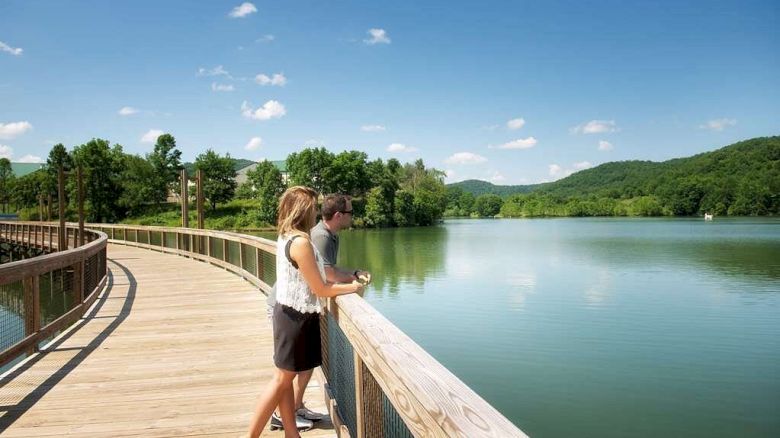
[0,245,335,438]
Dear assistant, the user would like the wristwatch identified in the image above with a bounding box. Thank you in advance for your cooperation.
[353,270,360,280]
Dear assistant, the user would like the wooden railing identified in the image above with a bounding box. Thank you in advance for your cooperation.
[0,224,526,438]
[0,222,108,368]
[85,223,527,437]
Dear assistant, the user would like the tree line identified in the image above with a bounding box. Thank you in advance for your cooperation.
[445,136,779,217]
[1,136,448,228]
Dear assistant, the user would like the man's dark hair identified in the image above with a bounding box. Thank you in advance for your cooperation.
[321,194,351,220]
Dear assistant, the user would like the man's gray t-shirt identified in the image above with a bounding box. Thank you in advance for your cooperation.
[267,221,338,307]
[310,221,338,267]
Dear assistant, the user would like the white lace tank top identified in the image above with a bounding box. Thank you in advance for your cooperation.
[275,234,325,314]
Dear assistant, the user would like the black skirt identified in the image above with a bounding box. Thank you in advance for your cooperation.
[272,303,322,372]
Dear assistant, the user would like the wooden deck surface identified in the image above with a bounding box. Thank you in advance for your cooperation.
[0,244,334,437]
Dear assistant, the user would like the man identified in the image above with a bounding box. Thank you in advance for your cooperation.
[267,193,372,431]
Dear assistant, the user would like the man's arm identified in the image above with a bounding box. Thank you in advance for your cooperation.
[324,265,358,284]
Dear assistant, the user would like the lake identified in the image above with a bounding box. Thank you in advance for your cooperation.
[335,218,780,438]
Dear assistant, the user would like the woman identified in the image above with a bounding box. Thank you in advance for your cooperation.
[248,186,363,438]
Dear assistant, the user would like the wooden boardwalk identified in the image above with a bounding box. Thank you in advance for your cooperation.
[0,244,334,437]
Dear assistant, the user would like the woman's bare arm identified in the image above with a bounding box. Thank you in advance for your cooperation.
[290,237,363,298]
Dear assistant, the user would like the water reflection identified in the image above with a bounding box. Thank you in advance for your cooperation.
[338,226,447,298]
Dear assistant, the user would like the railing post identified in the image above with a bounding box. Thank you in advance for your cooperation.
[354,352,366,438]
[222,238,228,262]
[78,166,84,247]
[23,275,41,355]
[239,242,244,278]
[73,260,84,304]
[256,247,262,281]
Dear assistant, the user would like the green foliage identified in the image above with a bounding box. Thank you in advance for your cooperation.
[241,160,285,224]
[147,133,183,204]
[286,147,334,193]
[72,139,125,222]
[0,158,14,212]
[393,190,415,227]
[326,150,372,195]
[118,154,158,216]
[464,136,780,217]
[194,149,237,210]
[448,179,539,197]
[473,194,503,217]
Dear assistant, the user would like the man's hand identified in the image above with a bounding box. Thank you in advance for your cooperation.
[356,270,372,285]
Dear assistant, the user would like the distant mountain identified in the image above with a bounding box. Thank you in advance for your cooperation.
[447,179,539,197]
[448,137,779,206]
[536,136,779,202]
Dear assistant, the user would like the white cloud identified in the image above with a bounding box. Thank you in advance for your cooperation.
[571,120,618,134]
[699,118,737,131]
[211,82,235,92]
[244,137,263,151]
[361,124,386,132]
[18,154,43,163]
[197,65,231,78]
[445,169,456,179]
[0,121,33,139]
[229,2,257,18]
[496,137,537,150]
[507,118,526,130]
[598,140,613,151]
[445,152,488,165]
[573,161,592,170]
[118,106,139,116]
[0,41,23,56]
[304,139,325,147]
[489,171,506,183]
[549,161,593,179]
[387,143,417,153]
[364,28,391,45]
[141,129,165,143]
[0,144,12,159]
[241,100,286,121]
[255,73,287,86]
[256,34,275,43]
[482,124,500,131]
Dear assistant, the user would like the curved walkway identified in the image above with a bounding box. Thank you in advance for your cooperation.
[0,244,333,437]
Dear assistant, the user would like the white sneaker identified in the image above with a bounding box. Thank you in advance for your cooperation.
[296,405,326,422]
[270,412,313,431]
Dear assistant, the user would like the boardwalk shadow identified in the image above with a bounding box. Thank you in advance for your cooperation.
[0,258,136,432]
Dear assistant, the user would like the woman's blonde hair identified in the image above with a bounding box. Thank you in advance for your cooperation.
[277,186,319,236]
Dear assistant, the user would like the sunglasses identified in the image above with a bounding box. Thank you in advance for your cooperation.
[338,210,353,215]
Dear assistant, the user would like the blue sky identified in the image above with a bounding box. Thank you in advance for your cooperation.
[1,0,778,184]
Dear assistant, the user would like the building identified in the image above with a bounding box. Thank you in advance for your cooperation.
[234,160,288,186]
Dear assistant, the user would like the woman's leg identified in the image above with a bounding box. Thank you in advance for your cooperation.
[247,367,298,438]
[278,374,299,437]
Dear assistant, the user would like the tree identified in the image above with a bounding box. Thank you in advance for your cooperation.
[364,186,393,227]
[473,194,503,217]
[286,147,334,193]
[195,149,237,210]
[323,150,371,195]
[147,133,183,204]
[244,160,286,224]
[72,139,125,222]
[0,158,14,212]
[118,154,157,216]
[393,190,415,227]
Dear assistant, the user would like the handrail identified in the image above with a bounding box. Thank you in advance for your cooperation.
[0,222,108,368]
[79,222,527,437]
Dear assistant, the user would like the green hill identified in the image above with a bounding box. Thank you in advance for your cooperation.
[447,179,538,197]
[449,136,779,217]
